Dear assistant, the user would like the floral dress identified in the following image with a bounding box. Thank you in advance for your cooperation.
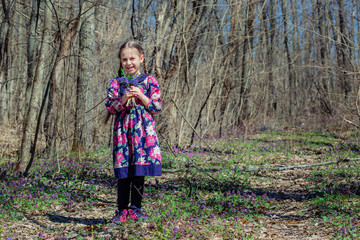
[105,74,162,179]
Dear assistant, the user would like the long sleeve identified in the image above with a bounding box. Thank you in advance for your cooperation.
[105,78,125,114]
[145,76,162,116]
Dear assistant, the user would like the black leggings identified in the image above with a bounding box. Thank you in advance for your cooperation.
[117,176,145,211]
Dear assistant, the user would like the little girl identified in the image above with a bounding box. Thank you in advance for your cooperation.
[105,41,162,222]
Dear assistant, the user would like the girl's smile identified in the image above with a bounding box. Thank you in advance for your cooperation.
[120,48,144,76]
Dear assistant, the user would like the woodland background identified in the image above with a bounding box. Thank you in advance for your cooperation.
[0,0,359,173]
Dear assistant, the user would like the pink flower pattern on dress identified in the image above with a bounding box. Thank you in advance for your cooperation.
[145,135,156,147]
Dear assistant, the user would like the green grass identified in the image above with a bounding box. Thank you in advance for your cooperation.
[1,128,360,239]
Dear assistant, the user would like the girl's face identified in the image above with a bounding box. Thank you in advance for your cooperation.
[120,47,144,76]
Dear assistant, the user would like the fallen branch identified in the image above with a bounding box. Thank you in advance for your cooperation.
[344,118,360,129]
[162,157,360,173]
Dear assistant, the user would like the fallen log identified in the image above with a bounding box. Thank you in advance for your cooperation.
[162,157,360,173]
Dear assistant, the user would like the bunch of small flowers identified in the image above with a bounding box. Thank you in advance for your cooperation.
[117,68,140,107]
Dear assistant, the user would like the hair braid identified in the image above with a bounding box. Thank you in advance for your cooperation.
[117,63,123,77]
[143,57,148,75]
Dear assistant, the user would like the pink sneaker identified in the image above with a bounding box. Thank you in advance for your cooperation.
[112,209,128,223]
[128,206,149,221]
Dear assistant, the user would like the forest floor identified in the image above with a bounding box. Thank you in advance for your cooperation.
[1,125,360,239]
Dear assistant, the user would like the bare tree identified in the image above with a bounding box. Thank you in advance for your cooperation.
[0,0,359,166]
[15,0,51,173]
[0,0,14,125]
[72,0,96,153]
[335,0,351,100]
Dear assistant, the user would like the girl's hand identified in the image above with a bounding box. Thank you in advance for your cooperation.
[129,86,150,107]
[121,90,133,106]
[128,86,143,98]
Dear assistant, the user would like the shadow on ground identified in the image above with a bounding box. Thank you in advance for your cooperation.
[45,213,109,225]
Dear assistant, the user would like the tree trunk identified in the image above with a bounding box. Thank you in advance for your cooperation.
[219,0,239,137]
[15,0,49,173]
[237,0,255,125]
[0,0,13,124]
[281,0,295,118]
[10,2,26,124]
[336,0,351,100]
[262,0,276,121]
[315,0,332,115]
[23,0,53,176]
[72,0,95,153]
[44,8,80,154]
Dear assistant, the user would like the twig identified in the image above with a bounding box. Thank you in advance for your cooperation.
[170,99,218,156]
[169,99,224,186]
[158,131,177,158]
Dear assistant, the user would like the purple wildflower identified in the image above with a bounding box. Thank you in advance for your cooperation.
[341,226,347,236]
[262,193,268,200]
